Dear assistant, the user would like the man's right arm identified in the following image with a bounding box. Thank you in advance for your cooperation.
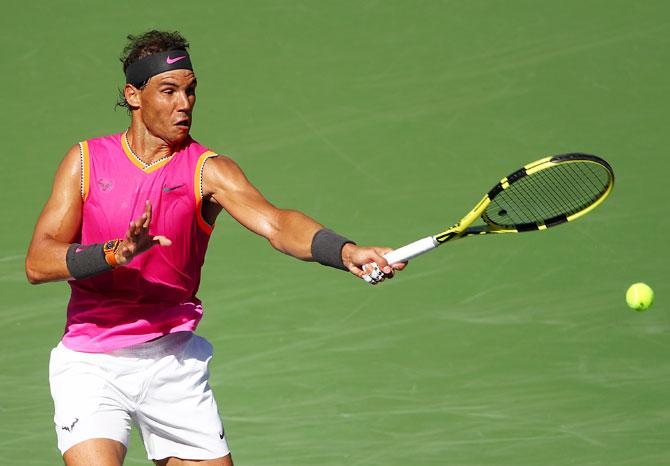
[25,145,83,284]
[26,145,173,284]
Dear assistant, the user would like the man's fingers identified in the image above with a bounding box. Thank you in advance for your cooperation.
[365,261,393,279]
[361,262,387,283]
[352,264,385,284]
[129,224,139,239]
[143,201,152,228]
[346,245,406,285]
[138,215,149,234]
[126,209,151,241]
[152,235,172,247]
[391,261,407,271]
[114,203,167,264]
[119,244,134,257]
[374,248,408,272]
[368,251,392,275]
[126,223,135,242]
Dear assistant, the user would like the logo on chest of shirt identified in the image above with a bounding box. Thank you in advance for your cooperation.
[97,178,114,192]
[162,184,185,192]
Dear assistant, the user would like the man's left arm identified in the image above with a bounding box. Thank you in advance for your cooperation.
[202,156,405,282]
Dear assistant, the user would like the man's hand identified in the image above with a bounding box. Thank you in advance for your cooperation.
[115,201,172,266]
[341,243,407,285]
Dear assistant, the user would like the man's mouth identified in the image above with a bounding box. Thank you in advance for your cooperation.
[176,119,190,127]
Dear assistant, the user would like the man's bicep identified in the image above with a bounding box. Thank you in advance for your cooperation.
[203,156,280,238]
[31,145,83,243]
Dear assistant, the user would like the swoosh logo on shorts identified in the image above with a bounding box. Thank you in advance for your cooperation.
[166,55,186,64]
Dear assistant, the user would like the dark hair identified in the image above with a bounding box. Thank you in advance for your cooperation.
[116,30,190,111]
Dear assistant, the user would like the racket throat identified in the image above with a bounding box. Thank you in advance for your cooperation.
[435,231,460,243]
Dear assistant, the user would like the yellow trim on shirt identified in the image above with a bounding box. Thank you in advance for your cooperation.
[120,131,174,173]
[194,151,217,235]
[121,131,146,171]
[80,141,90,201]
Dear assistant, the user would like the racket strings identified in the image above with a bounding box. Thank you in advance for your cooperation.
[582,162,609,196]
[518,162,607,221]
[543,165,585,212]
[554,162,595,205]
[485,161,611,227]
[524,163,607,217]
[504,179,540,221]
[490,168,574,224]
[560,162,609,210]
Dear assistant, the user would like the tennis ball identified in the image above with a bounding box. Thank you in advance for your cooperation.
[626,283,654,312]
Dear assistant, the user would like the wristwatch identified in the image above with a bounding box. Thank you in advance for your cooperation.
[103,239,121,267]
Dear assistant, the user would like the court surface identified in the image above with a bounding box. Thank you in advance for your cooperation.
[1,1,668,464]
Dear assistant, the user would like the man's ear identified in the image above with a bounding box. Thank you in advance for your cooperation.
[124,84,141,109]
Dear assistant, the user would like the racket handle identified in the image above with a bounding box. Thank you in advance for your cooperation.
[361,236,438,284]
[383,236,439,264]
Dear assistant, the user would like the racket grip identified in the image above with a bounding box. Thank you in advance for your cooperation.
[383,236,439,264]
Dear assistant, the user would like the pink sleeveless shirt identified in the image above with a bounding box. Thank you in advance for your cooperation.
[63,132,218,353]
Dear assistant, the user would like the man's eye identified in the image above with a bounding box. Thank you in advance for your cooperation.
[163,89,174,94]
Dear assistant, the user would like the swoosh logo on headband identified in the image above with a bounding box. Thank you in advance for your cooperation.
[166,55,187,64]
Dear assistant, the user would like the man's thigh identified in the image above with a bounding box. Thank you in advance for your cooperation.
[50,344,133,456]
[138,335,229,460]
[63,438,127,466]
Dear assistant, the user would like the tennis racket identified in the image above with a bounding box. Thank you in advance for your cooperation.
[362,153,614,283]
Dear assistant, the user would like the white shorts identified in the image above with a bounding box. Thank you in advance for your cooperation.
[49,332,230,460]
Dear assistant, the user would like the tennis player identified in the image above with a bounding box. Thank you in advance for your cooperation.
[25,30,405,466]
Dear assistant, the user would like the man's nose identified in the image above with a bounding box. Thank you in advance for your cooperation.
[177,91,192,112]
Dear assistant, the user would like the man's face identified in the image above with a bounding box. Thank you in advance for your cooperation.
[136,69,197,145]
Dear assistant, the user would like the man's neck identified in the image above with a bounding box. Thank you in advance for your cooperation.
[126,123,173,165]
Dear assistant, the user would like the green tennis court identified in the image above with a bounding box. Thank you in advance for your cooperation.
[1,1,668,464]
